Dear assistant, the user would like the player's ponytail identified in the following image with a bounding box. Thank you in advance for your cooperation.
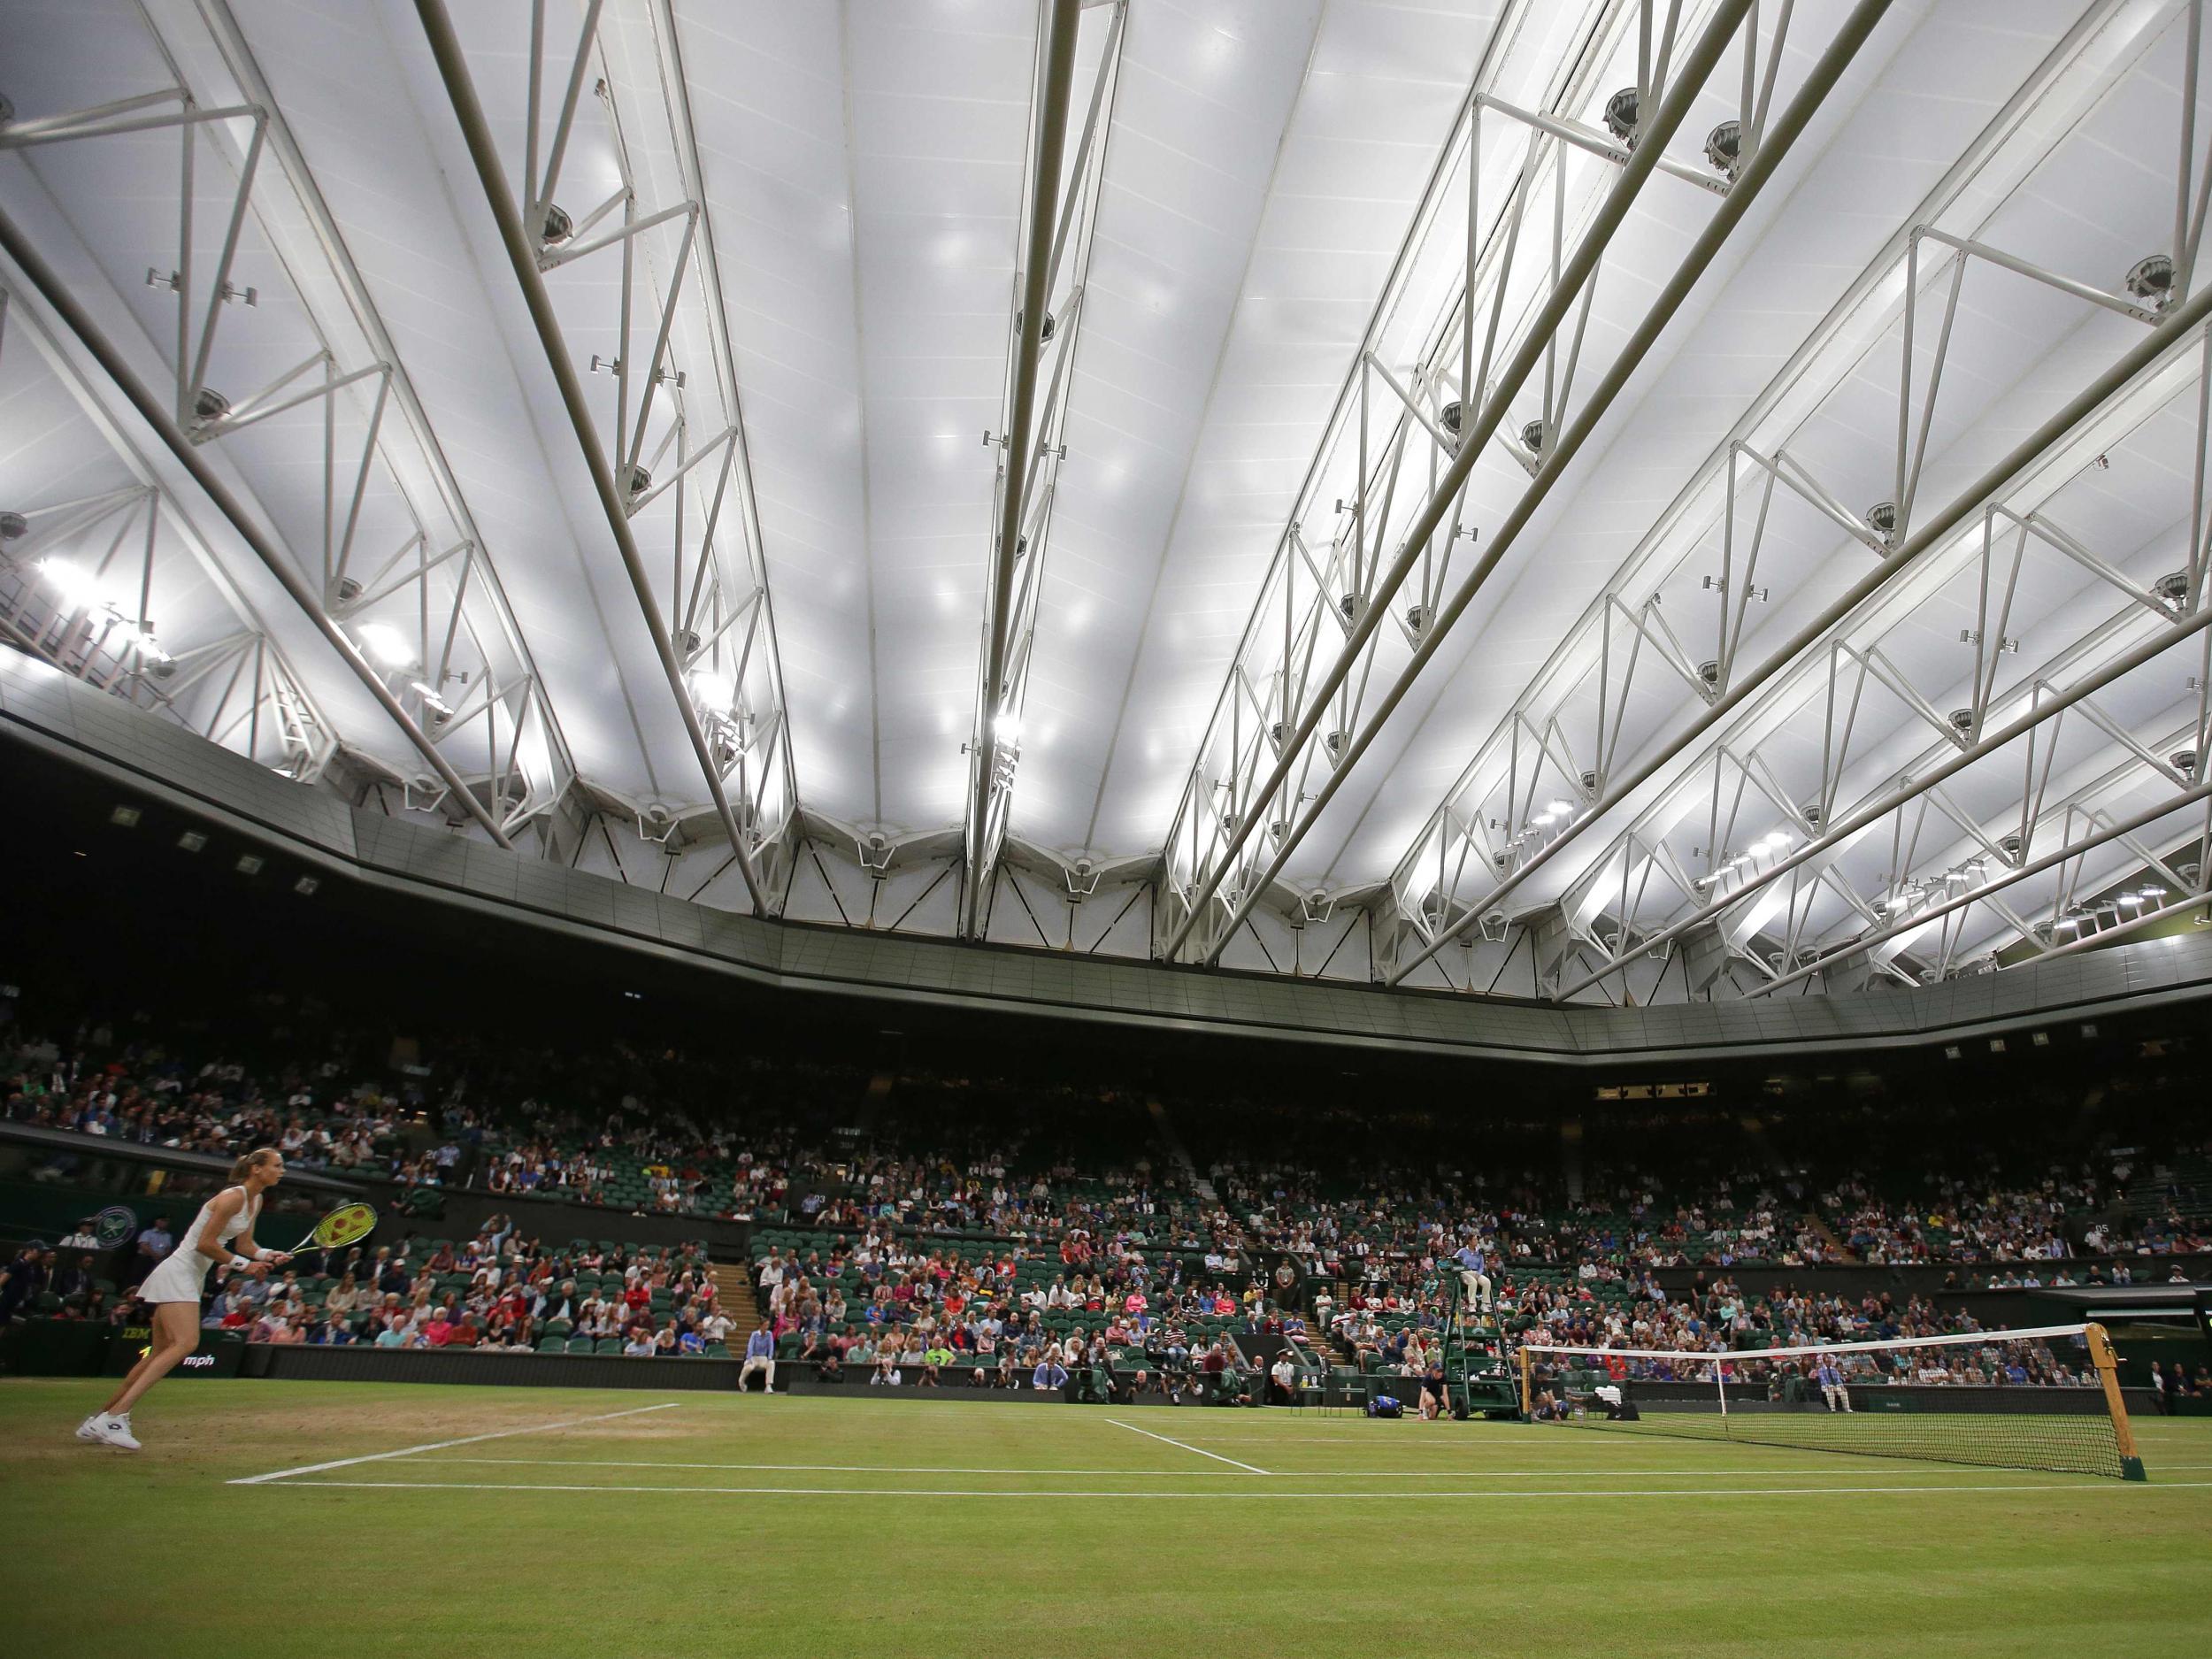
[230,1147,280,1183]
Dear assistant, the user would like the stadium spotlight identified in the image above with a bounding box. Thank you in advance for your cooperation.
[1602,87,1639,142]
[1942,1045,1962,1060]
[409,680,455,719]
[354,620,414,668]
[234,855,264,876]
[690,669,736,711]
[109,805,141,828]
[38,557,110,611]
[2032,1031,2050,1048]
[176,831,207,853]
[2125,251,2175,310]
[293,876,319,896]
[1703,119,1741,178]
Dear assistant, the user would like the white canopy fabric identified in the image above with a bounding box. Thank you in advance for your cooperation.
[3,0,2208,1003]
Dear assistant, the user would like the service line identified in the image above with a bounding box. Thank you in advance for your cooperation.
[1103,1415,1269,1474]
[227,1402,682,1486]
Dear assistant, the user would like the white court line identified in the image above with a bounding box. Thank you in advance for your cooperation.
[243,1476,2212,1500]
[227,1402,682,1486]
[1104,1416,1269,1474]
[407,1455,2205,1479]
[425,1456,1247,1476]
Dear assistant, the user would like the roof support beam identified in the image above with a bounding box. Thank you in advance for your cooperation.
[416,0,767,909]
[1748,763,2212,1000]
[1207,2,1891,969]
[1168,0,1779,965]
[0,214,511,845]
[8,3,586,835]
[643,0,804,863]
[1381,1,2158,973]
[959,0,1083,939]
[1400,281,2212,986]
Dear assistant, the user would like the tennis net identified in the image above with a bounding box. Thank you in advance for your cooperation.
[1517,1322,2146,1479]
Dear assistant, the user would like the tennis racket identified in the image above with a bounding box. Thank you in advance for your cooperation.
[288,1201,379,1255]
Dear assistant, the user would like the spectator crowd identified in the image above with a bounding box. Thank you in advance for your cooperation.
[3,993,2207,1397]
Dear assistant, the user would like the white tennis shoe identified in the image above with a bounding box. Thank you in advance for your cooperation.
[73,1414,101,1442]
[88,1414,141,1451]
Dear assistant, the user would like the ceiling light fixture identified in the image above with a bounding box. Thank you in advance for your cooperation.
[38,557,109,611]
[690,670,736,712]
[354,621,414,668]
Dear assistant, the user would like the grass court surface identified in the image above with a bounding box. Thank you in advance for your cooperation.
[3,1379,2207,1657]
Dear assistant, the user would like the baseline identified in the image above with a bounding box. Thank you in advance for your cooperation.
[242,1476,2212,1500]
[401,1454,2199,1479]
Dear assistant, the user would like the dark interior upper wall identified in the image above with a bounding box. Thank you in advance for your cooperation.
[8,649,2212,1079]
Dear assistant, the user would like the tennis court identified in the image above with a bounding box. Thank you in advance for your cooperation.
[5,1379,2208,1657]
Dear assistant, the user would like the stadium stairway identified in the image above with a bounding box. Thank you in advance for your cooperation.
[2123,1153,2212,1222]
[713,1263,761,1346]
[1804,1211,1852,1260]
[1147,1097,1215,1203]
[1305,1278,1352,1368]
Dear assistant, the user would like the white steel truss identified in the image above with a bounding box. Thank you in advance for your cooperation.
[0,289,338,777]
[416,0,805,912]
[12,0,2212,1015]
[1379,0,2212,998]
[1151,0,1889,967]
[0,4,583,846]
[961,0,1128,938]
[1538,378,2212,1000]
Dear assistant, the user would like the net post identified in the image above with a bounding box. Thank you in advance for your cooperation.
[2085,1322,2147,1481]
[1517,1342,1532,1421]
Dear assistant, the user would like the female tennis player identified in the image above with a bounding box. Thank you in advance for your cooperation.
[77,1147,290,1450]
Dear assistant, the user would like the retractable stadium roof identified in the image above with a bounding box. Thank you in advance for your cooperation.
[4,0,2211,1010]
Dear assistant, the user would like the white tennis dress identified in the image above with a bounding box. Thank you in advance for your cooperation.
[138,1185,260,1304]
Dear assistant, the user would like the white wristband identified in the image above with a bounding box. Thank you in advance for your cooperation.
[234,1249,260,1268]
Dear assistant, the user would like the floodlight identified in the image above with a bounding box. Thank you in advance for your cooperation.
[691,670,736,711]
[355,621,414,668]
[38,558,108,611]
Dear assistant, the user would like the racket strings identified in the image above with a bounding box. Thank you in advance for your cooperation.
[308,1203,377,1249]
